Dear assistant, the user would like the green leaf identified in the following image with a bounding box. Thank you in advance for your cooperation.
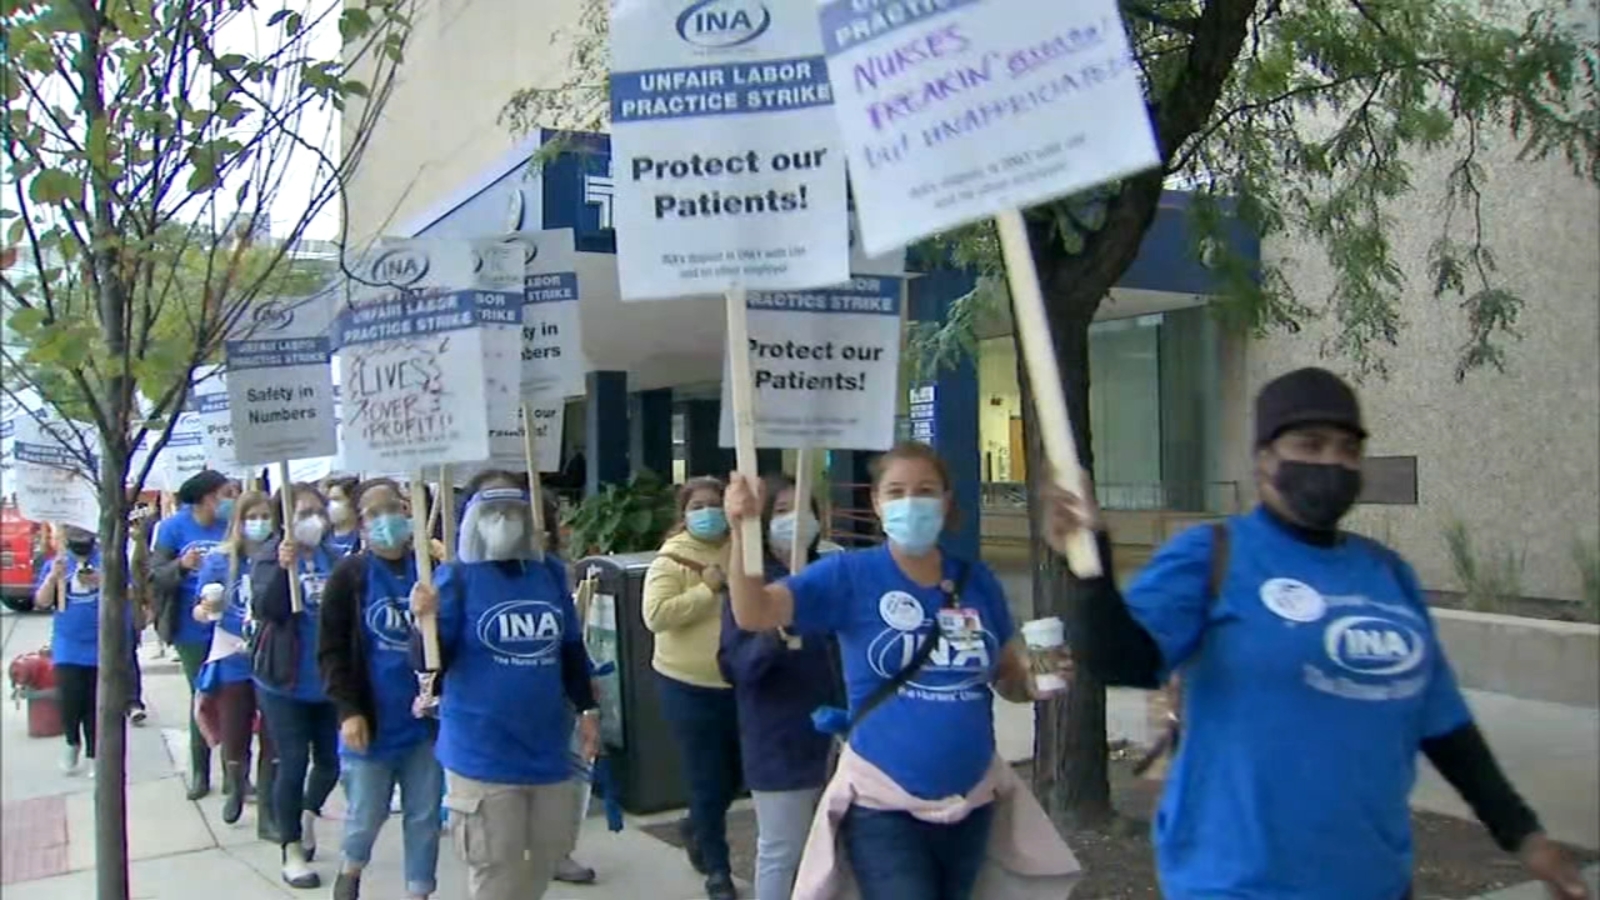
[28,169,83,204]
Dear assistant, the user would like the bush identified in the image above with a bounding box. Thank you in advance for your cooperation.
[1443,519,1525,613]
[562,471,679,556]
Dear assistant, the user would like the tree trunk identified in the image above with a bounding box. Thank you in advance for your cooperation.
[94,449,132,900]
[1016,307,1114,828]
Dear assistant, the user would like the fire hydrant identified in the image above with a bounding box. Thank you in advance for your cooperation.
[8,646,63,739]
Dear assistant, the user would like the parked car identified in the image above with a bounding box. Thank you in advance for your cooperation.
[1,503,48,613]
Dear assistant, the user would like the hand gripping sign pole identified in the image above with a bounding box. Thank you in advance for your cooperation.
[994,211,1103,578]
[725,288,766,578]
[277,460,305,611]
[519,402,547,554]
[410,476,441,671]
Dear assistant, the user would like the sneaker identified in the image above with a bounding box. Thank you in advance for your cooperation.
[60,744,81,775]
[128,706,147,726]
[705,871,738,900]
[554,855,597,884]
[300,811,318,861]
[280,843,320,889]
[331,870,360,900]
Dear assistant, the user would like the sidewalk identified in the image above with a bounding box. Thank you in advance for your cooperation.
[0,610,730,900]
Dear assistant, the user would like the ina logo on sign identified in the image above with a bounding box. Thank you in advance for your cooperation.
[250,301,294,332]
[370,247,429,287]
[675,0,771,48]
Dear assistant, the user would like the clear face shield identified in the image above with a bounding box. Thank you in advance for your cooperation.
[457,487,542,563]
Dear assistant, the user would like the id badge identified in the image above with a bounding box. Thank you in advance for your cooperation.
[937,607,984,651]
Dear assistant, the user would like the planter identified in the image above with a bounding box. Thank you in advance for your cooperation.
[1433,608,1600,708]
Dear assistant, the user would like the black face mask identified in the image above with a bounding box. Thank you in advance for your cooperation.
[67,539,96,557]
[1272,460,1362,530]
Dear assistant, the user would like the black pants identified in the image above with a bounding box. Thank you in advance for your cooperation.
[127,639,144,710]
[256,690,340,846]
[656,673,742,877]
[55,663,98,756]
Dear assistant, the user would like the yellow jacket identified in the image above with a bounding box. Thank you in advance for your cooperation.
[643,530,731,688]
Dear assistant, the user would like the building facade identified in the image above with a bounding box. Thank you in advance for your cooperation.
[344,1,1599,603]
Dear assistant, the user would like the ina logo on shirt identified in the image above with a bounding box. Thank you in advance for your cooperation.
[475,600,564,661]
[866,629,994,692]
[365,598,414,651]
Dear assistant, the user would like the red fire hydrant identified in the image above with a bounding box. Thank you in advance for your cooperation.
[9,646,63,739]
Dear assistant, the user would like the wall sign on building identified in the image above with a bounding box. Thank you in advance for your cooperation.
[608,0,850,299]
[224,290,339,466]
[908,384,937,443]
[818,0,1161,254]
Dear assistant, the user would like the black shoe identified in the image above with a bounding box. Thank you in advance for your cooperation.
[705,872,738,900]
[679,817,707,874]
[331,870,360,900]
[185,770,211,802]
[554,855,597,884]
[220,762,246,825]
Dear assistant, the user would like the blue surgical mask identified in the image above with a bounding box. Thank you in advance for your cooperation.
[881,497,945,555]
[366,514,412,551]
[685,507,728,541]
[243,519,273,543]
[216,498,235,522]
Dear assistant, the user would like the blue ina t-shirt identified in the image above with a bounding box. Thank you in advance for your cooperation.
[346,554,430,760]
[154,507,228,647]
[786,545,1015,800]
[433,557,579,785]
[45,552,104,667]
[1126,508,1473,900]
[328,530,361,558]
[254,544,332,703]
[195,550,254,684]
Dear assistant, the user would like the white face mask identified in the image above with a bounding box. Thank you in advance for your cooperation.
[477,514,525,559]
[768,510,819,557]
[292,516,326,547]
[328,499,353,526]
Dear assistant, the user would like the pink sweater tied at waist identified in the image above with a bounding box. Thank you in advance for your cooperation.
[792,745,1083,900]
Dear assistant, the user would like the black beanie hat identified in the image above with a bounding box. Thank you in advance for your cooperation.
[177,469,230,505]
[1254,367,1367,447]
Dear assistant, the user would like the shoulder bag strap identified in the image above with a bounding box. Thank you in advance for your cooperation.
[1208,521,1230,603]
[842,560,973,739]
[658,552,705,574]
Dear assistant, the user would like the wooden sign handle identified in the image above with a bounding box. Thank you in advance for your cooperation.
[278,461,304,612]
[410,474,441,671]
[995,210,1103,578]
[520,402,547,556]
[724,287,766,578]
[790,449,811,576]
[438,466,457,563]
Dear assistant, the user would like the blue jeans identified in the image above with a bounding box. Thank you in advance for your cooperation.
[655,673,742,877]
[843,803,995,900]
[340,740,443,896]
[256,690,340,846]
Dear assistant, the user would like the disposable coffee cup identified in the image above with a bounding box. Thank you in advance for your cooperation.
[200,583,225,607]
[1021,617,1067,697]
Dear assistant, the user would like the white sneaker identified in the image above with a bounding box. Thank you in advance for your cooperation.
[280,842,320,889]
[300,811,318,860]
[61,744,81,775]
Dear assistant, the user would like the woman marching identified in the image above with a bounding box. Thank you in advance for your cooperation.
[724,442,1080,900]
[1056,367,1588,900]
[717,474,840,900]
[194,491,279,832]
[407,471,600,900]
[643,477,741,900]
[250,482,342,889]
[318,483,443,900]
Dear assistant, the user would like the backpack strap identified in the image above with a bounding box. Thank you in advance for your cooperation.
[659,552,705,574]
[1208,522,1231,604]
[842,560,974,739]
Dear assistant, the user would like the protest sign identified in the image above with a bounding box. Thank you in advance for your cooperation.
[609,0,850,298]
[505,229,587,400]
[467,239,528,468]
[160,401,208,490]
[335,240,520,472]
[13,414,100,530]
[225,291,340,466]
[456,399,564,480]
[818,0,1160,254]
[191,365,242,474]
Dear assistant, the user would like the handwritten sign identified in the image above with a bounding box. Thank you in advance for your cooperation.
[225,290,339,466]
[13,414,100,530]
[609,0,850,298]
[818,0,1160,254]
[335,241,521,470]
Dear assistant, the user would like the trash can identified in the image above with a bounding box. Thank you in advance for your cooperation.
[572,551,691,815]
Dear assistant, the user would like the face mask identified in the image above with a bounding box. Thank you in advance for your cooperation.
[1273,460,1363,530]
[293,516,327,547]
[881,496,945,555]
[67,539,95,557]
[685,507,729,541]
[243,519,274,542]
[478,513,526,559]
[328,500,353,526]
[366,514,412,551]
[768,511,818,556]
[215,498,235,521]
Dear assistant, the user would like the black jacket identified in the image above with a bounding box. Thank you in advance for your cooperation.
[147,543,187,645]
[248,538,303,692]
[316,552,409,733]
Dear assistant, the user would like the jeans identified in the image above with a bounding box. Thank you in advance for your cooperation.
[341,740,443,896]
[54,664,98,756]
[655,673,742,876]
[256,690,340,846]
[843,803,995,900]
[752,788,821,900]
